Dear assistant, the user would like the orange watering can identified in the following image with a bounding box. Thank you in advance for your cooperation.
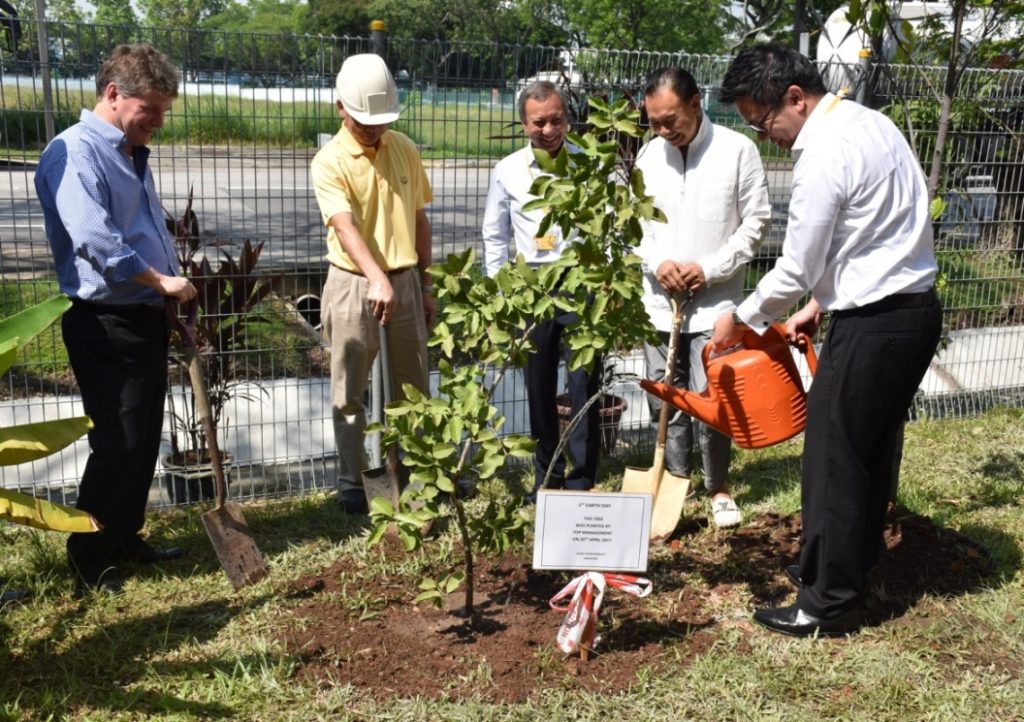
[640,323,818,450]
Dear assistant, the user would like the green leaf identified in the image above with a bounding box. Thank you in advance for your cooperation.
[431,444,456,460]
[443,572,465,594]
[847,0,862,23]
[0,295,71,354]
[0,338,17,378]
[368,523,391,548]
[414,589,443,605]
[0,417,94,466]
[368,497,395,517]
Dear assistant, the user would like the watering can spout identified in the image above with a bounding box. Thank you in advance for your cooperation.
[639,380,725,433]
[640,324,818,450]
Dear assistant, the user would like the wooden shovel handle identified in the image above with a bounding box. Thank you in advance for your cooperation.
[184,347,229,510]
[168,299,229,510]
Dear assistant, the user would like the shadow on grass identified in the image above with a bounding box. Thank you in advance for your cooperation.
[0,595,276,719]
[139,493,373,583]
[667,505,1020,630]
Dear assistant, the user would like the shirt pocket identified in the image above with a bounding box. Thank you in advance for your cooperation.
[697,179,736,223]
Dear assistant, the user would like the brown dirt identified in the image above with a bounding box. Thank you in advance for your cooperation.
[279,507,993,704]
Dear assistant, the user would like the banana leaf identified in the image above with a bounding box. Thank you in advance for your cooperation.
[0,488,100,533]
[0,417,94,466]
[0,296,71,375]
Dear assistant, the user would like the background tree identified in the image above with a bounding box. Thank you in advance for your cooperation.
[92,0,137,27]
[205,0,307,35]
[728,0,847,50]
[302,0,372,38]
[138,0,226,29]
[558,0,730,53]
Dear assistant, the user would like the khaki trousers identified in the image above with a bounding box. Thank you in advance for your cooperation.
[321,265,428,490]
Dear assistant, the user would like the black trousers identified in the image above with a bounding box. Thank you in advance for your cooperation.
[63,301,169,574]
[796,290,942,617]
[526,309,601,492]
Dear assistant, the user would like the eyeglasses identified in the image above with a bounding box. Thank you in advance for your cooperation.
[747,105,777,134]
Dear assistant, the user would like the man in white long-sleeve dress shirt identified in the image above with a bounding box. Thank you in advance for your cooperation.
[482,81,601,501]
[636,66,771,529]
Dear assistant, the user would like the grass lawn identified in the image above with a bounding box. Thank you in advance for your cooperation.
[2,407,1023,720]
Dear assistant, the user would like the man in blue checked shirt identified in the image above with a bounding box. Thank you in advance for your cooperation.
[34,43,197,595]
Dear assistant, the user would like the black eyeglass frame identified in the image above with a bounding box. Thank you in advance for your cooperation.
[747,104,778,134]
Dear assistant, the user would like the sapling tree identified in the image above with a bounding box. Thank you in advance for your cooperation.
[368,96,663,616]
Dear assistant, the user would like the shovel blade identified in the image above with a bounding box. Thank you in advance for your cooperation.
[650,472,691,544]
[621,465,659,495]
[362,465,402,510]
[201,502,269,590]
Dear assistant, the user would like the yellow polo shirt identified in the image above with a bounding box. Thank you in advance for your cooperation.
[310,126,432,273]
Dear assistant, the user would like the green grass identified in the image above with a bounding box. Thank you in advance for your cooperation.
[2,407,1023,721]
[1,84,519,158]
[0,285,324,390]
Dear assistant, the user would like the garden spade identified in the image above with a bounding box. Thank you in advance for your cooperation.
[622,294,691,544]
[171,302,268,590]
[361,323,403,510]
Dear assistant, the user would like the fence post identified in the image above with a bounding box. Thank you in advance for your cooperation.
[33,0,55,144]
[370,19,387,58]
[856,48,874,108]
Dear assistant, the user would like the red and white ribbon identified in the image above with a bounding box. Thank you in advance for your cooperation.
[549,572,653,655]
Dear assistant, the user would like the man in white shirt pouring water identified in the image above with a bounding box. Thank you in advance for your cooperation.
[714,42,942,637]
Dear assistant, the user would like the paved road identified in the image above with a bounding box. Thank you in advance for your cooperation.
[0,152,497,277]
[0,151,793,278]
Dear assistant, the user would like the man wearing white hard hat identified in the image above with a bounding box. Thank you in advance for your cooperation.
[311,53,435,513]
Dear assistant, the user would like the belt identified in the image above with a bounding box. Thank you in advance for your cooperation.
[333,265,414,277]
[831,288,937,318]
[70,298,165,314]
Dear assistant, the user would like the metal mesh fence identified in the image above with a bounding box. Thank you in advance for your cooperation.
[2,22,1022,507]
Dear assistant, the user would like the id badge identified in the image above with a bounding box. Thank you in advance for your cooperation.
[535,234,557,251]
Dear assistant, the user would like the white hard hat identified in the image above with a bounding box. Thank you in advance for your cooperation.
[335,54,400,125]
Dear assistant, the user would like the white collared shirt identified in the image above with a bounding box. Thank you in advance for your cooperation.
[635,118,771,333]
[481,143,575,277]
[737,93,938,332]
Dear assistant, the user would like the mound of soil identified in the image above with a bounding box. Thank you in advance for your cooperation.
[280,508,992,703]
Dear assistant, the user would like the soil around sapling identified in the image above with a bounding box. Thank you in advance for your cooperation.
[279,507,994,703]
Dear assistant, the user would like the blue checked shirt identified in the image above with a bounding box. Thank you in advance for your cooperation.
[34,109,179,305]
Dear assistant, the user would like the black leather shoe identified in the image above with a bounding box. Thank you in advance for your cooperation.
[73,567,124,597]
[753,603,863,638]
[0,589,30,607]
[785,565,802,587]
[112,536,185,563]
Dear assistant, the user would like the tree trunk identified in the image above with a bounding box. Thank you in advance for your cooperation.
[927,0,966,200]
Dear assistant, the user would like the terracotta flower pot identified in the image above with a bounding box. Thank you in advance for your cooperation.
[555,393,628,455]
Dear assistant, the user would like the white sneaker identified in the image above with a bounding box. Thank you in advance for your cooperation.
[711,497,741,528]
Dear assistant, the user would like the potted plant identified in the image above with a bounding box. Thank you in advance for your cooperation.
[162,193,278,503]
[555,354,629,455]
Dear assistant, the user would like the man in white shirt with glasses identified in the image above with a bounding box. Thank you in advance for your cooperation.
[715,42,941,638]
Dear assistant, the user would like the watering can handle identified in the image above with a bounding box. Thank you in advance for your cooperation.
[792,332,818,376]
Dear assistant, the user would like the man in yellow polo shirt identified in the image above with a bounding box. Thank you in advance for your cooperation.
[311,53,435,513]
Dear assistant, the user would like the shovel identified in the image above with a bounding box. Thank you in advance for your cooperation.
[622,294,691,544]
[361,322,403,510]
[170,301,269,590]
